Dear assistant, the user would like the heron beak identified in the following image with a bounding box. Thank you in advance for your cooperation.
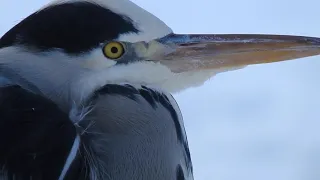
[135,33,320,73]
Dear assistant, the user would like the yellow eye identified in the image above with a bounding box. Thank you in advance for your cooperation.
[102,41,125,59]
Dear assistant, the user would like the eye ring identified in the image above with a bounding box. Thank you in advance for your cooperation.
[102,41,125,59]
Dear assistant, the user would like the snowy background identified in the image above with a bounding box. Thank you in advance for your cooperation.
[1,0,320,180]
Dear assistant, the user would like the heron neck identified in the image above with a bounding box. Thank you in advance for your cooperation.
[68,84,194,180]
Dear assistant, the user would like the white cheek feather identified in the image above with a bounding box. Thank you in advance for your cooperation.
[73,61,242,103]
[1,46,243,111]
[82,48,117,70]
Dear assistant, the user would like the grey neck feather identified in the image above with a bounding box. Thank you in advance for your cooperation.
[70,84,194,180]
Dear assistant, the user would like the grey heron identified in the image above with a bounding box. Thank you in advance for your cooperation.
[1,0,320,179]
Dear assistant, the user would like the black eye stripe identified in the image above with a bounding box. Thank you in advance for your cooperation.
[0,2,139,54]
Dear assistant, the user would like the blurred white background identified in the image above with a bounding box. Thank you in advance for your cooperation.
[1,0,320,179]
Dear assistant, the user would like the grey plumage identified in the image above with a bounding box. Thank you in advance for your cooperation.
[2,0,320,179]
[71,84,193,180]
[0,1,195,179]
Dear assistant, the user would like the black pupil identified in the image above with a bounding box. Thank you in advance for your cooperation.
[111,46,118,54]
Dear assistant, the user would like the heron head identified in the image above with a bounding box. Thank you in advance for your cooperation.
[1,0,320,107]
